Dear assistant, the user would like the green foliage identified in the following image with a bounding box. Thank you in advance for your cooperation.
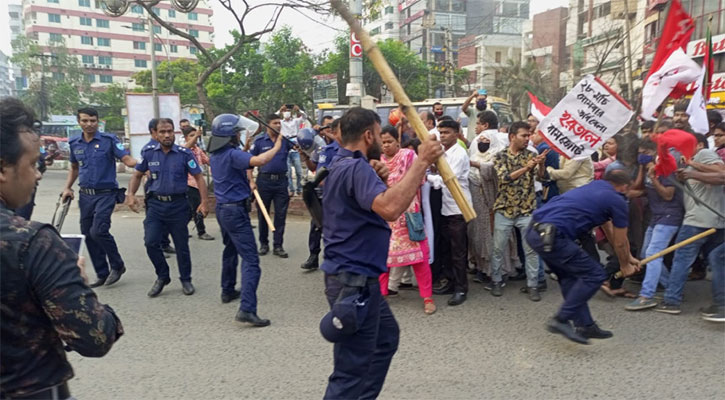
[89,84,126,132]
[132,59,205,106]
[492,59,556,119]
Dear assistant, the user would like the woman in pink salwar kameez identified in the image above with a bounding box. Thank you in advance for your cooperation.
[378,126,435,315]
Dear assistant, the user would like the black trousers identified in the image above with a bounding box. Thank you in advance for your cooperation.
[429,188,444,283]
[309,220,322,255]
[187,186,206,235]
[440,214,469,293]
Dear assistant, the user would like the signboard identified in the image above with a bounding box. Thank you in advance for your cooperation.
[350,32,362,58]
[401,9,425,27]
[537,75,633,160]
[125,93,181,160]
[687,33,725,58]
[398,0,420,11]
[346,82,362,97]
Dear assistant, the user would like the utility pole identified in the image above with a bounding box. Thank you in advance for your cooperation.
[348,0,363,105]
[622,0,635,103]
[422,6,434,98]
[148,17,159,118]
[445,28,454,97]
[30,53,56,121]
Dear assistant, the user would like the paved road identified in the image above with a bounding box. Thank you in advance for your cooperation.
[29,170,725,399]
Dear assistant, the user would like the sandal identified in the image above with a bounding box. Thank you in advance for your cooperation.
[423,298,436,315]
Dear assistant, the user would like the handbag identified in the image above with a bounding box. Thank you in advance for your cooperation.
[404,211,425,242]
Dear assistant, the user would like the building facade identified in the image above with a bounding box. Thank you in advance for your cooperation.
[522,7,568,99]
[20,0,214,88]
[363,0,401,41]
[0,51,13,97]
[9,1,26,94]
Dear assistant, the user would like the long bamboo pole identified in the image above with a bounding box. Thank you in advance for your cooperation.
[254,189,275,232]
[329,0,476,222]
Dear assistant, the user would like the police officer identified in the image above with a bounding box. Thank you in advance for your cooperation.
[319,107,443,398]
[125,118,209,297]
[62,107,137,288]
[208,114,283,326]
[299,119,341,270]
[143,118,174,257]
[526,170,641,345]
[249,113,295,258]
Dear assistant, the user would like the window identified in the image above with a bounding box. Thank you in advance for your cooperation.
[385,6,394,14]
[81,55,94,64]
[98,55,112,65]
[152,7,161,15]
[189,46,197,54]
[81,36,93,45]
[188,12,198,20]
[99,75,113,83]
[80,17,92,26]
[48,0,59,3]
[98,37,110,46]
[170,44,178,53]
[132,23,144,31]
[78,0,90,6]
[385,22,394,30]
[153,25,161,34]
[169,9,176,18]
[135,59,148,68]
[131,4,143,14]
[154,43,162,52]
[85,74,95,83]
[48,13,61,23]
[15,77,27,90]
[133,41,146,50]
[451,0,465,12]
[97,19,109,28]
[495,51,501,63]
[52,72,64,81]
[189,29,199,37]
[370,27,381,36]
[94,0,102,8]
[49,33,62,42]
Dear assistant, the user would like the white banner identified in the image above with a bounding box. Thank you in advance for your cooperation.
[640,48,701,120]
[537,75,634,160]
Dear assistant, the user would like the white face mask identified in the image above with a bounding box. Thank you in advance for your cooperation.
[283,112,291,119]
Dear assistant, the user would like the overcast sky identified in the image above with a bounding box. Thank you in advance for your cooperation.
[0,0,570,57]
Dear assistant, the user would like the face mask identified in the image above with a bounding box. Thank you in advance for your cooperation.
[476,99,487,111]
[637,154,654,165]
[283,111,291,119]
[478,141,490,153]
[434,110,443,117]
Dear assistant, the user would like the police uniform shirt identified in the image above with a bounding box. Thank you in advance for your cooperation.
[316,141,340,170]
[321,148,391,277]
[533,180,629,240]
[136,144,201,195]
[209,145,253,204]
[249,133,293,174]
[69,132,129,189]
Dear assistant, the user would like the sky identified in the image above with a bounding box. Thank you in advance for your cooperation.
[0,0,570,57]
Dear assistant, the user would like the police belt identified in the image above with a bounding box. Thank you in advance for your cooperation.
[329,272,379,287]
[257,172,287,181]
[2,382,70,400]
[79,187,117,195]
[149,193,186,202]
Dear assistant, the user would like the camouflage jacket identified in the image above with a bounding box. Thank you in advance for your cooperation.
[0,204,123,397]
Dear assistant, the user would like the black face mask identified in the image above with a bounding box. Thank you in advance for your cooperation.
[478,141,490,153]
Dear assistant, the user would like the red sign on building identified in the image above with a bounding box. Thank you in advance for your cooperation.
[350,32,362,58]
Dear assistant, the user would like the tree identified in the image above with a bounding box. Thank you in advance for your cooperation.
[89,84,126,132]
[132,59,205,106]
[259,27,315,112]
[492,59,554,119]
[11,35,90,119]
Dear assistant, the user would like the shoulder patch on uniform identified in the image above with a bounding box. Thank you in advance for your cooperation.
[188,159,197,169]
[116,142,125,151]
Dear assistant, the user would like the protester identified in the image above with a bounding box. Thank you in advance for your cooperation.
[706,110,722,149]
[279,104,307,196]
[672,100,692,132]
[594,137,617,180]
[183,126,214,240]
[713,122,725,162]
[462,89,488,139]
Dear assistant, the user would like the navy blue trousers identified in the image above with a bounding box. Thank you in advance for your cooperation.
[216,201,261,313]
[79,192,124,279]
[144,197,192,282]
[256,176,289,247]
[309,220,322,255]
[323,274,399,400]
[526,227,607,327]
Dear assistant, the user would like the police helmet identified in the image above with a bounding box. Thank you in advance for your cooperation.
[297,128,317,152]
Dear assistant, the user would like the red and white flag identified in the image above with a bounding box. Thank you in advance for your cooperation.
[687,65,709,134]
[527,91,551,121]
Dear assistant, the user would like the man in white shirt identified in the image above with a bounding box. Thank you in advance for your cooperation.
[278,104,307,196]
[420,110,439,139]
[427,119,472,306]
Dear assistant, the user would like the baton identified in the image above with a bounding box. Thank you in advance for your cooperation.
[330,0,476,222]
[253,189,275,232]
[52,194,72,232]
[614,228,718,279]
[244,112,298,148]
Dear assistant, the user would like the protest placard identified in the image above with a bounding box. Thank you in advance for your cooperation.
[537,75,634,160]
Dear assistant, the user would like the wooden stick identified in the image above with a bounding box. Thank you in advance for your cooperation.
[253,189,275,232]
[329,0,476,222]
[614,228,717,278]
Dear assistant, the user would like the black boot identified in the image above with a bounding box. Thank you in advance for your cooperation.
[235,310,271,327]
[300,253,319,270]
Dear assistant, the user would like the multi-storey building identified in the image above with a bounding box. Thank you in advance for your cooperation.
[521,7,568,99]
[20,0,214,88]
[0,51,13,97]
[9,1,26,93]
[363,0,401,41]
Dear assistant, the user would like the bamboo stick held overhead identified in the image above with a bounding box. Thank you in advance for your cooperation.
[329,0,476,222]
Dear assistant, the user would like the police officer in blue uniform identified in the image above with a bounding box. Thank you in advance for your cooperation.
[249,114,295,258]
[125,118,209,297]
[299,119,341,270]
[207,114,283,326]
[319,107,443,399]
[142,118,173,257]
[62,107,137,288]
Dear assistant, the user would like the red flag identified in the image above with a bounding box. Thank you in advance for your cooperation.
[527,91,551,121]
[653,129,697,176]
[645,0,695,99]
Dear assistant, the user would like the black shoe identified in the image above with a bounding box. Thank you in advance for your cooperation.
[432,282,454,295]
[259,244,269,256]
[399,283,415,290]
[485,281,504,296]
[181,281,195,295]
[300,253,319,270]
[105,267,126,286]
[198,233,215,240]
[473,270,490,284]
[386,289,398,297]
[221,290,241,303]
[576,322,613,339]
[273,247,289,258]
[448,292,467,306]
[519,286,541,302]
[546,317,589,344]
[162,245,176,254]
[235,310,271,327]
[148,278,171,297]
[509,270,527,281]
[538,280,548,292]
[89,276,107,288]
